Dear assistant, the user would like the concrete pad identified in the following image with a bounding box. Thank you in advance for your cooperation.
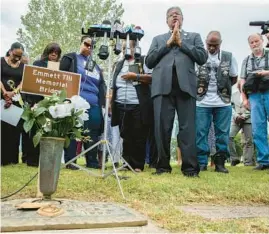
[0,222,167,234]
[178,205,269,220]
[1,199,148,232]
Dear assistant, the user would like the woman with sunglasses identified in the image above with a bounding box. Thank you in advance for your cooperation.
[22,42,62,167]
[60,36,106,170]
[1,42,25,166]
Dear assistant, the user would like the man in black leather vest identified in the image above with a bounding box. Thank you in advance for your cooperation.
[196,31,238,173]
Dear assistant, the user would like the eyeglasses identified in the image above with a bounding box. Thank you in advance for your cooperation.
[168,12,181,18]
[83,41,92,48]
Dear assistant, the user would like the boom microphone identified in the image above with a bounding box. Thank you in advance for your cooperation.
[249,21,268,26]
[249,20,269,35]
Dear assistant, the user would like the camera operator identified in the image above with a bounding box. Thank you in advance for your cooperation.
[240,33,269,170]
[109,40,155,172]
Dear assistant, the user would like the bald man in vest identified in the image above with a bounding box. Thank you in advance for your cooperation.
[196,31,238,173]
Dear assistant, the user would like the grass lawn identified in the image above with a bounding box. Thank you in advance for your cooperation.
[1,161,269,233]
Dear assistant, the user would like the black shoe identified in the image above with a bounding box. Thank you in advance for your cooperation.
[231,159,240,166]
[183,172,199,177]
[152,168,171,175]
[200,165,207,171]
[66,164,79,170]
[86,164,101,169]
[253,164,269,170]
[214,154,229,173]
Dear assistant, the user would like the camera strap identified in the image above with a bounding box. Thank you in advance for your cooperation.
[250,51,269,71]
[264,51,269,70]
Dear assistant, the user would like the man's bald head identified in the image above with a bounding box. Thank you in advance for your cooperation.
[207,31,222,41]
[206,31,222,54]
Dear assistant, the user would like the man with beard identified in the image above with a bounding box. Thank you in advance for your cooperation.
[241,33,269,170]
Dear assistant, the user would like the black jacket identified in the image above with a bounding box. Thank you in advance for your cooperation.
[111,58,153,127]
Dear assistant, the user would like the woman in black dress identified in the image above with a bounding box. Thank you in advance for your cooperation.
[1,42,25,166]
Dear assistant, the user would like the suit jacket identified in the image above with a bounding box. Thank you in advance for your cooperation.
[145,30,208,98]
[231,89,251,124]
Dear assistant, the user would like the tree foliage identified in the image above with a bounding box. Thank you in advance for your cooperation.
[17,0,124,62]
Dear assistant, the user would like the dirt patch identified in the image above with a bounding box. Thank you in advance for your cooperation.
[178,205,269,220]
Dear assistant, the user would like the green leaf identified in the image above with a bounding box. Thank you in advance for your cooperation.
[21,109,31,121]
[37,99,50,108]
[64,136,70,148]
[36,115,47,126]
[59,90,67,102]
[33,131,42,147]
[34,107,47,117]
[71,127,82,139]
[23,119,35,133]
[75,110,83,116]
[21,104,32,121]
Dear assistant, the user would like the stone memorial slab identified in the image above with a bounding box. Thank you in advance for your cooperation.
[178,205,269,220]
[1,199,148,232]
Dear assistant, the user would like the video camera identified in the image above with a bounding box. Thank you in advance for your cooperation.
[249,21,269,35]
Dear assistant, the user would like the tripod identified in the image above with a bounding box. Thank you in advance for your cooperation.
[64,40,136,199]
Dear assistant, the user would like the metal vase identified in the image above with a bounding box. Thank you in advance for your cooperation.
[39,137,65,200]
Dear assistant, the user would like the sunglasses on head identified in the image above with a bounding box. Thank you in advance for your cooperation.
[83,41,92,48]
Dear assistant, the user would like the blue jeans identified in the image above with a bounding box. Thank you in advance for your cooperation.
[249,91,269,166]
[65,105,102,168]
[196,106,232,166]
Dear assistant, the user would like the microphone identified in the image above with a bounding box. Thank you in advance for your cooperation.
[249,21,269,26]
[85,56,96,72]
[98,20,111,60]
[113,20,123,55]
[124,25,132,60]
[249,20,269,35]
[133,26,142,60]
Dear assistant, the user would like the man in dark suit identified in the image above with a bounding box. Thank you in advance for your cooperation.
[145,6,208,177]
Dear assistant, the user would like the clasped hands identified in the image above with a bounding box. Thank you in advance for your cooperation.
[167,21,182,48]
[2,91,15,109]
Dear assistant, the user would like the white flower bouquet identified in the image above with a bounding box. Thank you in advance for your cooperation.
[22,90,90,147]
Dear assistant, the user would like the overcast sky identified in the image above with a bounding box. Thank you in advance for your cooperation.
[1,0,269,72]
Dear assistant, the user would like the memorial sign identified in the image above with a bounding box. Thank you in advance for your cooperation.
[21,65,81,98]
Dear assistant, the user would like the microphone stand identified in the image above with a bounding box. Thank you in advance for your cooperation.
[64,23,136,200]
